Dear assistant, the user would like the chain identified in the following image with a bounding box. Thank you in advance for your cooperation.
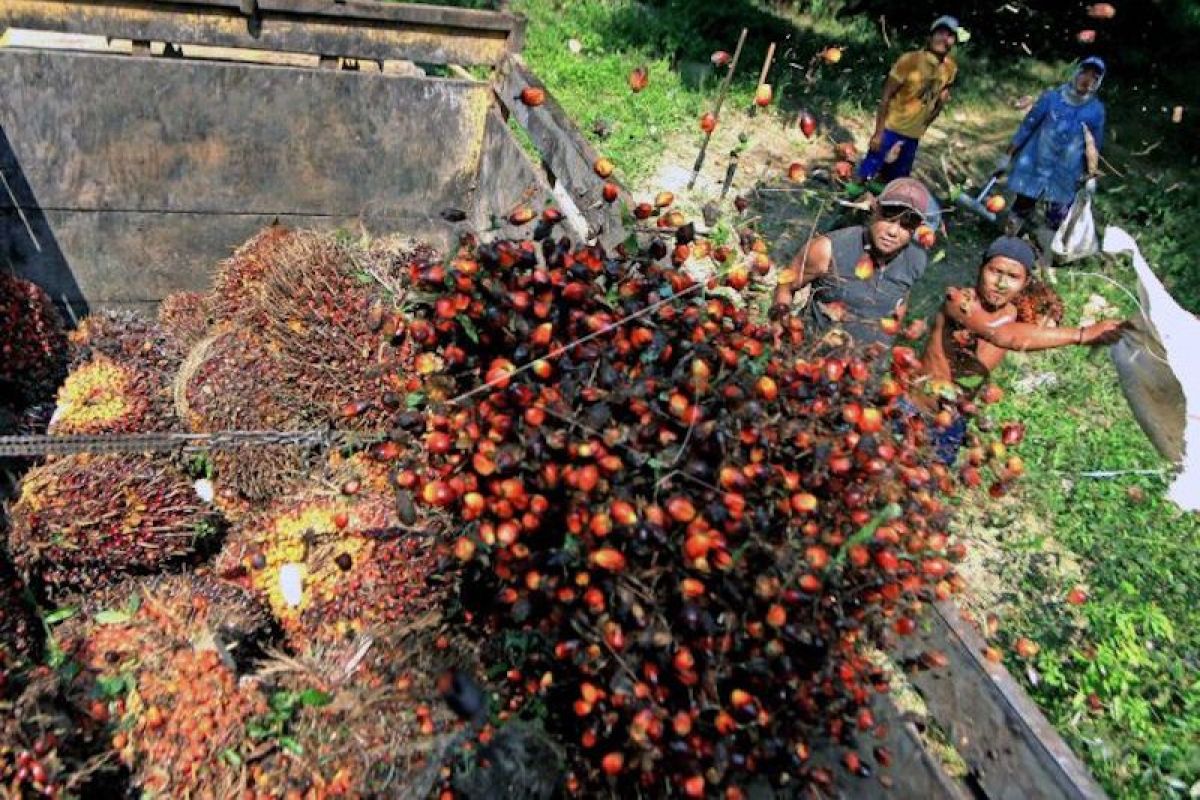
[0,429,387,458]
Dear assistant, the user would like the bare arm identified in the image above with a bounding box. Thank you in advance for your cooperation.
[773,235,833,307]
[870,77,904,150]
[945,291,1124,350]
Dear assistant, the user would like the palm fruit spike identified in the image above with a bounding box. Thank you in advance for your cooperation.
[8,454,220,599]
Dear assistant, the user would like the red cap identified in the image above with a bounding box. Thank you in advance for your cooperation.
[877,178,933,220]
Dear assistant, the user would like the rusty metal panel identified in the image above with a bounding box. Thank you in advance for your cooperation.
[1,0,525,66]
[0,49,490,216]
[893,601,1109,800]
[494,56,629,249]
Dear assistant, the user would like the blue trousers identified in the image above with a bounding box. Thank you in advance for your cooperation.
[857,129,920,182]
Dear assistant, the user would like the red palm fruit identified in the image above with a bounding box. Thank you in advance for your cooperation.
[584,587,605,612]
[1014,638,1040,659]
[611,500,637,526]
[754,84,773,106]
[700,111,717,133]
[766,604,788,626]
[1088,3,1116,19]
[654,191,674,208]
[711,50,731,67]
[1077,29,1096,43]
[858,406,884,433]
[684,776,706,798]
[628,66,649,92]
[875,550,899,572]
[531,322,553,347]
[593,157,615,178]
[981,384,1004,404]
[790,492,818,513]
[589,548,626,572]
[684,532,713,561]
[798,110,817,139]
[421,480,456,507]
[894,617,917,635]
[848,544,870,568]
[673,647,695,672]
[726,263,750,290]
[756,375,778,401]
[519,86,545,106]
[667,496,697,523]
[601,752,624,776]
[508,205,535,225]
[806,545,829,570]
[485,358,515,389]
[1067,586,1088,605]
[798,574,821,594]
[788,161,807,182]
[332,511,349,529]
[715,710,736,734]
[589,513,613,537]
[681,578,705,599]
[602,182,620,203]
[427,431,452,454]
[1001,422,1026,445]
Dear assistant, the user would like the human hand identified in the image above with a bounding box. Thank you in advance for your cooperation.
[1079,319,1124,346]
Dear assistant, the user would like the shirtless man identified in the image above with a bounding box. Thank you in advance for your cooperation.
[922,236,1122,388]
[913,236,1122,461]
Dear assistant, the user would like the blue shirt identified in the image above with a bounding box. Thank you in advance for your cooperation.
[1008,86,1105,207]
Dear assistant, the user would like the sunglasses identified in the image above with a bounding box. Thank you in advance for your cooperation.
[878,206,925,232]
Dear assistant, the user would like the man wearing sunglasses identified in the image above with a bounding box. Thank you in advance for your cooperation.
[771,178,932,347]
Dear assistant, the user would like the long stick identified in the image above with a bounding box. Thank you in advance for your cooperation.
[748,41,776,118]
[688,27,748,190]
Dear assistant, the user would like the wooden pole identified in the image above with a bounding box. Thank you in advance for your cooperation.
[688,27,748,190]
[748,41,776,118]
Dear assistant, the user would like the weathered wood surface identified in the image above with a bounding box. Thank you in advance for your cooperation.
[1,0,525,66]
[0,49,490,215]
[0,48,487,312]
[471,107,576,241]
[493,55,629,249]
[3,208,456,315]
[893,601,1109,800]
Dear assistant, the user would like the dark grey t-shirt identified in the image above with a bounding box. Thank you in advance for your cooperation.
[802,225,928,347]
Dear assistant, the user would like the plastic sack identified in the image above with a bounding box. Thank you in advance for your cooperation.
[1104,227,1200,510]
[1051,178,1099,262]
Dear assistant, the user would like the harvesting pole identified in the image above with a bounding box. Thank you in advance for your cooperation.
[688,27,748,190]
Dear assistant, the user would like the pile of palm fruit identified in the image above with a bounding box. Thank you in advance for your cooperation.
[0,211,1024,798]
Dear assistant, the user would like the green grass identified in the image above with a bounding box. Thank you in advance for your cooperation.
[982,265,1200,795]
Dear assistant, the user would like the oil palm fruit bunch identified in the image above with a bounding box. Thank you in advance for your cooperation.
[242,636,466,798]
[7,454,221,600]
[0,555,41,671]
[48,354,158,435]
[64,311,183,431]
[216,487,445,652]
[241,229,436,431]
[0,664,105,800]
[388,230,1008,797]
[0,273,68,413]
[179,327,307,502]
[55,574,275,798]
[157,290,213,357]
[208,224,294,327]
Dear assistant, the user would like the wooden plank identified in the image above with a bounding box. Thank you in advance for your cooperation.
[0,49,491,215]
[471,108,580,241]
[493,55,629,249]
[1,0,525,66]
[892,601,1109,800]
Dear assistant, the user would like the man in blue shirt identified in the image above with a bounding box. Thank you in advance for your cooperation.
[998,57,1107,232]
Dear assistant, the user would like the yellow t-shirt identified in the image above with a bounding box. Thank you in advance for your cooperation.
[884,50,957,138]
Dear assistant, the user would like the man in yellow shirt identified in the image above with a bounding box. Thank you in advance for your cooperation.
[858,15,959,183]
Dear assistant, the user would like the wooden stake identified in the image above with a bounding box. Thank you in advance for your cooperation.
[688,27,748,191]
[748,41,776,118]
